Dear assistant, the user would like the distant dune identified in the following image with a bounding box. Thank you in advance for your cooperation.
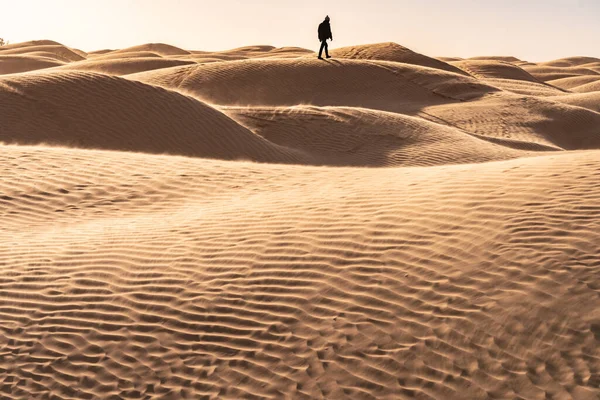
[1,40,600,400]
[89,50,164,60]
[547,75,600,90]
[449,60,565,96]
[468,55,522,63]
[109,42,191,56]
[541,56,600,68]
[451,60,539,82]
[572,79,600,93]
[225,105,534,166]
[0,42,85,62]
[0,54,65,75]
[523,65,600,82]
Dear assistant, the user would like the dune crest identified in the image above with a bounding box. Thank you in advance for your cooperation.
[330,42,467,75]
[128,58,497,110]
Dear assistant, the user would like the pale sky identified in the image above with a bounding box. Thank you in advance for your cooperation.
[0,0,598,61]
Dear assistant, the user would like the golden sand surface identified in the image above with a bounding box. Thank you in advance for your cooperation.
[1,40,600,399]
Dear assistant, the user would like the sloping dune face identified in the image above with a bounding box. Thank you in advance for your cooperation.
[90,50,163,59]
[450,60,564,96]
[110,43,191,56]
[2,147,600,400]
[547,75,600,90]
[128,58,498,112]
[0,43,85,63]
[330,42,467,75]
[0,55,65,75]
[225,106,533,166]
[572,80,600,93]
[452,60,539,82]
[2,40,600,400]
[524,66,599,82]
[0,72,302,162]
[468,56,522,62]
[549,92,600,113]
[130,58,600,152]
[424,93,600,150]
[53,57,196,76]
[542,56,600,68]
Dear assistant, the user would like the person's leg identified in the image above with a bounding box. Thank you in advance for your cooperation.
[325,41,330,58]
[318,41,325,58]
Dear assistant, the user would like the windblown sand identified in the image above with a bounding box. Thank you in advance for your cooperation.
[1,40,600,399]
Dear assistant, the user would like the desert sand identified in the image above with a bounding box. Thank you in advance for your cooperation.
[1,40,600,399]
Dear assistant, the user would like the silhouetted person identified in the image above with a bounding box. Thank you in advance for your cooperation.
[318,15,333,59]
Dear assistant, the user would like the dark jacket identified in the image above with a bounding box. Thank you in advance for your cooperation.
[318,21,332,42]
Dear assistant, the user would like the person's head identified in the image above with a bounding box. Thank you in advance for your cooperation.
[325,15,330,22]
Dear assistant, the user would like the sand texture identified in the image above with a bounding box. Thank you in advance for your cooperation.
[1,40,600,400]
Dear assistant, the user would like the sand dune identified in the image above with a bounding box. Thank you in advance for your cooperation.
[268,46,314,55]
[225,106,534,166]
[127,57,600,151]
[450,60,564,96]
[425,93,600,150]
[572,80,600,93]
[193,45,313,59]
[0,39,64,51]
[522,65,599,82]
[109,43,191,56]
[2,40,600,399]
[166,46,315,63]
[451,60,539,82]
[547,75,600,90]
[541,56,600,67]
[330,42,467,75]
[128,58,498,113]
[480,79,564,97]
[88,51,164,60]
[468,56,521,63]
[208,45,277,55]
[2,145,600,400]
[580,63,600,74]
[438,56,463,62]
[181,54,250,62]
[0,71,303,162]
[87,49,115,55]
[0,42,85,63]
[53,57,196,76]
[0,55,65,75]
[549,92,600,113]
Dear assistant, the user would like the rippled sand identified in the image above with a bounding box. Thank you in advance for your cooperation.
[1,40,600,399]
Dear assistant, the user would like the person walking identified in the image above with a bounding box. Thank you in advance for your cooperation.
[318,16,333,59]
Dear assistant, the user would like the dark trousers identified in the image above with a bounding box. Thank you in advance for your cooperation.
[318,40,329,58]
